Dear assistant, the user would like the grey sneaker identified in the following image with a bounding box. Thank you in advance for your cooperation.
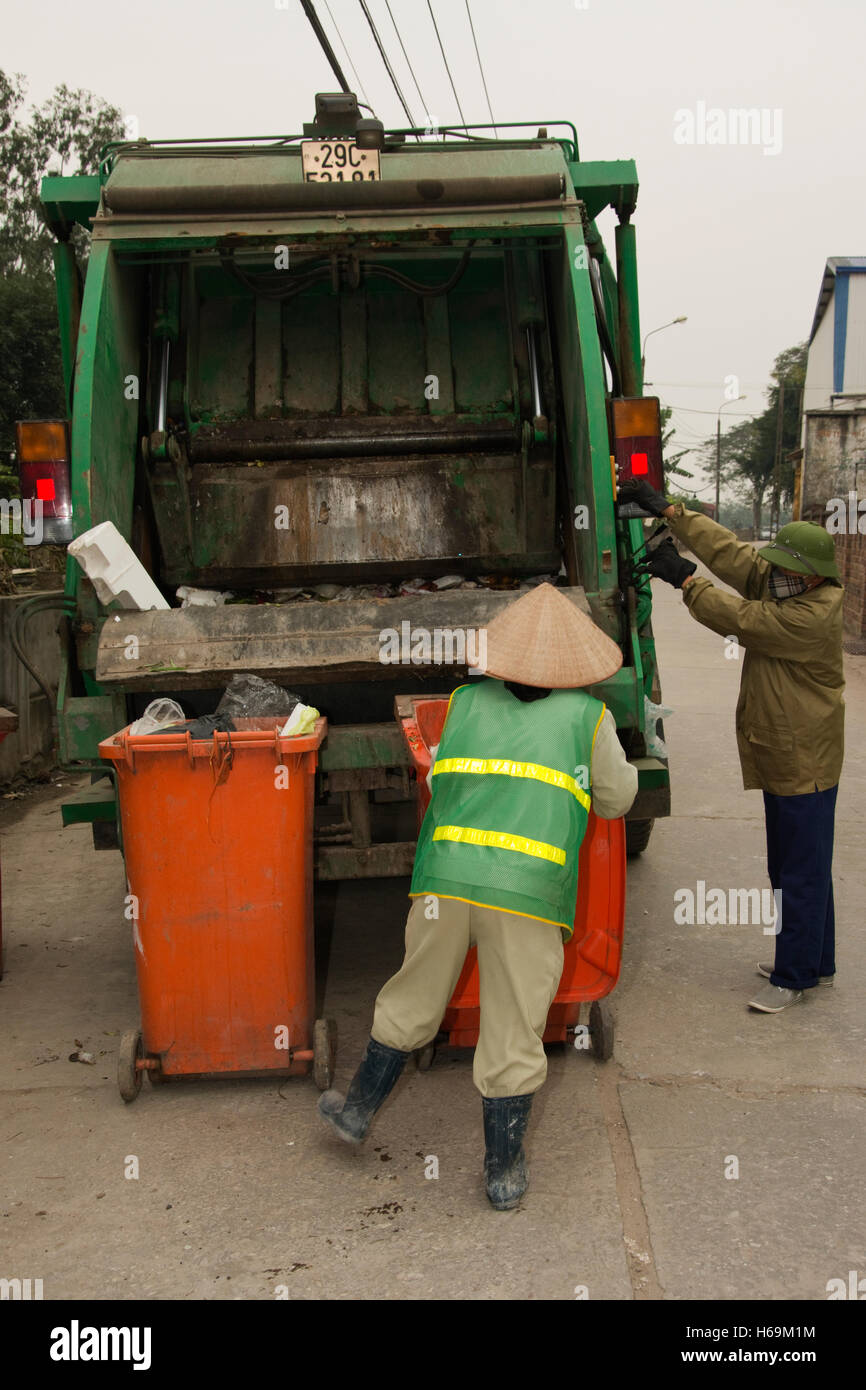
[748,983,804,1012]
[756,963,834,985]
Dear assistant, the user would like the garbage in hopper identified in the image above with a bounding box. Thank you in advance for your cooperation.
[176,586,234,607]
[68,521,169,610]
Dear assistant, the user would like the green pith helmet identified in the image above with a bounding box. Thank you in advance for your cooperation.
[759,521,841,583]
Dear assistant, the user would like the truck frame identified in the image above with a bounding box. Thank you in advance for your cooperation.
[32,93,669,872]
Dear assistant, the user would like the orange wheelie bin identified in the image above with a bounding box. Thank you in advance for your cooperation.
[396,695,627,1065]
[99,716,336,1101]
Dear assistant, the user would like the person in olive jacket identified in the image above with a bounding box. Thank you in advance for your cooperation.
[620,480,844,1013]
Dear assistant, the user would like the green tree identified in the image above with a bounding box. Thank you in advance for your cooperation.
[661,404,692,480]
[0,70,124,276]
[0,72,125,574]
[702,343,807,535]
[0,274,66,457]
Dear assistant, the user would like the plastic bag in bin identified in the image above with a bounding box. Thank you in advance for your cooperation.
[216,674,301,719]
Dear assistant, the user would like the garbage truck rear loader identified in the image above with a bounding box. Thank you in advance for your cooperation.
[23,93,670,868]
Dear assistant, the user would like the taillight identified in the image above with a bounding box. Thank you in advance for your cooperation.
[15,421,73,544]
[610,398,664,514]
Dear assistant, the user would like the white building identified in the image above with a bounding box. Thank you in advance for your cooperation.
[799,257,866,518]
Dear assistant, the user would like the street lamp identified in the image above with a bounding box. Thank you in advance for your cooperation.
[716,395,747,526]
[641,316,688,377]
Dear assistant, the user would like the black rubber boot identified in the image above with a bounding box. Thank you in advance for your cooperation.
[317,1036,410,1144]
[482,1094,533,1210]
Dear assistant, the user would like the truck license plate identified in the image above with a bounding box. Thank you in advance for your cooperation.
[301,140,380,182]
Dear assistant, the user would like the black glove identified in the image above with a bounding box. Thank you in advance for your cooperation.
[645,537,697,589]
[617,479,670,517]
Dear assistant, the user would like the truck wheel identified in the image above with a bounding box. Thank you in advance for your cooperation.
[313,1018,337,1091]
[90,773,120,851]
[92,821,120,851]
[589,1000,614,1061]
[118,1028,143,1102]
[626,818,654,857]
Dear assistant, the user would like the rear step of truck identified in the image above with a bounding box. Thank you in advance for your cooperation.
[94,587,593,690]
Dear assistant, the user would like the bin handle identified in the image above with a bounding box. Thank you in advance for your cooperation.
[210,732,233,787]
[120,732,136,773]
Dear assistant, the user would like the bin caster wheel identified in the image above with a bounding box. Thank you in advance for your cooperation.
[313,1018,337,1091]
[589,1000,614,1061]
[118,1029,143,1103]
[415,1042,436,1072]
[147,1059,168,1086]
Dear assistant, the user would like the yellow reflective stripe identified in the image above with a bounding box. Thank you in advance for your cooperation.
[443,684,470,723]
[592,700,606,756]
[432,824,567,866]
[589,704,606,786]
[432,755,591,811]
[408,890,571,932]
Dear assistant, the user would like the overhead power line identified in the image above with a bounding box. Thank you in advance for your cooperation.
[384,0,431,121]
[358,0,417,128]
[465,0,497,135]
[322,0,372,108]
[299,0,350,92]
[663,403,759,417]
[426,0,467,127]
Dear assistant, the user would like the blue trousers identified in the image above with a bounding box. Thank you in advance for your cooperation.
[764,785,837,991]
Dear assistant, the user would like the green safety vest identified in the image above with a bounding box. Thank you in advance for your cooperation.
[410,679,607,935]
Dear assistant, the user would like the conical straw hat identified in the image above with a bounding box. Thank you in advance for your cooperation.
[473,583,623,687]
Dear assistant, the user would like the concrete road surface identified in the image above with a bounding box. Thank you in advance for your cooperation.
[1,572,864,1301]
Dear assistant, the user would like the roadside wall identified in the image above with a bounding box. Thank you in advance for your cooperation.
[0,590,64,783]
[800,410,866,641]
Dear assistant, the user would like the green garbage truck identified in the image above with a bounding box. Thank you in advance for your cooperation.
[20,91,670,871]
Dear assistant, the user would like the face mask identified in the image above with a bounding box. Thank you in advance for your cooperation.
[768,569,812,600]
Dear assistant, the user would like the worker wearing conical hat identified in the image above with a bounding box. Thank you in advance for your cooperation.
[318,583,638,1209]
[619,479,844,1016]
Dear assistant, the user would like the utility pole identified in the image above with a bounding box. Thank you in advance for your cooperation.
[715,417,721,523]
[771,384,785,534]
[640,316,687,379]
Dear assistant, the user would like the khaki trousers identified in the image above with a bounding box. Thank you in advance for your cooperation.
[371,895,565,1098]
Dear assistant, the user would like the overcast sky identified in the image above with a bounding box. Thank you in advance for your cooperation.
[6,0,866,499]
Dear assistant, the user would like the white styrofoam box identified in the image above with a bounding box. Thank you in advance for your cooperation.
[68,521,170,610]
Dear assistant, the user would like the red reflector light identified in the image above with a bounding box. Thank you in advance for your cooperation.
[15,420,73,543]
[609,397,664,497]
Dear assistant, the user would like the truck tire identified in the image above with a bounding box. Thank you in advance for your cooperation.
[90,772,120,851]
[626,818,654,857]
[93,820,120,851]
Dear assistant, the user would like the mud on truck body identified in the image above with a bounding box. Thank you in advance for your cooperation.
[24,92,670,871]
